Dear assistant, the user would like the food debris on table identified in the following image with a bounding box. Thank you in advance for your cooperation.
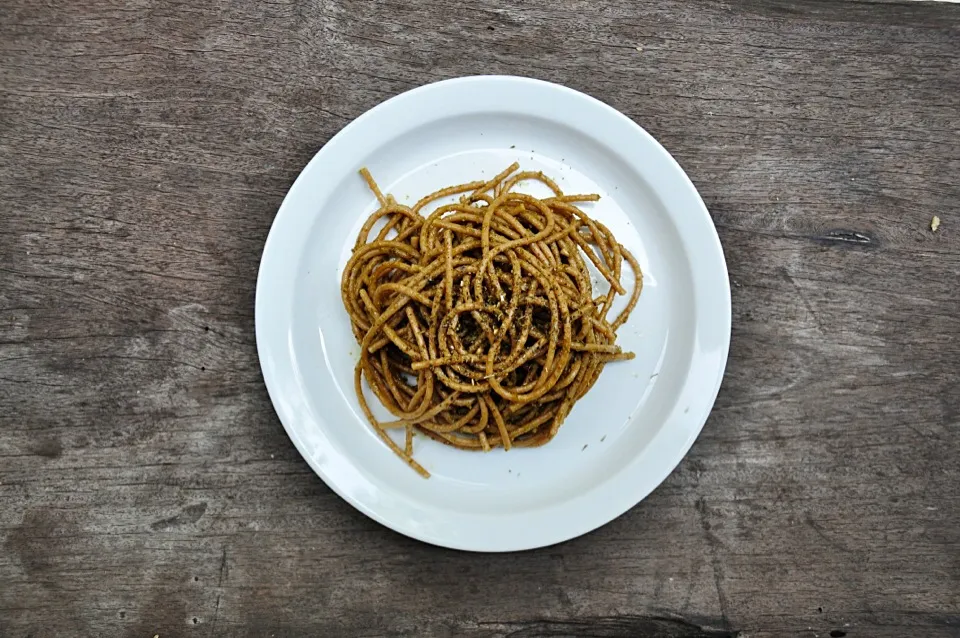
[931,216,941,232]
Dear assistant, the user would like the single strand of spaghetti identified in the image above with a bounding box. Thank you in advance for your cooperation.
[359,167,386,206]
[499,170,564,198]
[443,229,454,310]
[478,431,491,452]
[545,194,601,203]
[366,335,393,354]
[571,343,623,353]
[612,246,643,330]
[598,352,635,362]
[469,162,520,199]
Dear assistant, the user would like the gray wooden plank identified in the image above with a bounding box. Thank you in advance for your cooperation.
[1,0,958,636]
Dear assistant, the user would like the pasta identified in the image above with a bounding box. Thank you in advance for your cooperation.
[340,163,642,477]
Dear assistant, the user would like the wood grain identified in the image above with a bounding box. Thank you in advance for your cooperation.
[1,0,959,636]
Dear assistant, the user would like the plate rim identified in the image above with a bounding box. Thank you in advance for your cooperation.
[256,75,731,552]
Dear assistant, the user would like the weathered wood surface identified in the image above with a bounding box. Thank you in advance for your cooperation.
[2,0,959,636]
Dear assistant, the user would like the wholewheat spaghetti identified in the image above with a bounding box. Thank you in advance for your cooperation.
[341,164,642,477]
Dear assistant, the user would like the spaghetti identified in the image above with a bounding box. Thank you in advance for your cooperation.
[341,164,642,477]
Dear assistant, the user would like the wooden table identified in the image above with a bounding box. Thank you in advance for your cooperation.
[2,1,958,636]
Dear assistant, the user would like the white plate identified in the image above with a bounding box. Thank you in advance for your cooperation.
[256,76,730,552]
